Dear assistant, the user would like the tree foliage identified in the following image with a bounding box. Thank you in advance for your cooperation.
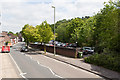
[49,0,120,54]
[36,21,53,43]
[22,21,53,50]
[21,0,120,54]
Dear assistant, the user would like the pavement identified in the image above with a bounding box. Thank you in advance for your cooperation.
[29,47,120,80]
[0,53,21,79]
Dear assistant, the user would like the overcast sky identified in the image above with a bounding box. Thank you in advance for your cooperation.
[0,0,110,33]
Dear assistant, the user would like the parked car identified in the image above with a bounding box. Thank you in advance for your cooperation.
[55,41,59,45]
[34,42,38,44]
[82,47,94,54]
[49,40,54,44]
[1,46,10,53]
[62,43,69,47]
[68,43,77,48]
[57,42,62,46]
[20,46,28,52]
[62,43,66,47]
[49,44,54,46]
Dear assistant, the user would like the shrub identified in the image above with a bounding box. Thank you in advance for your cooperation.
[84,53,120,72]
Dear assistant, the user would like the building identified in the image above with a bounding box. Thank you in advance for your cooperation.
[0,31,19,48]
[18,33,23,42]
[8,33,18,45]
[0,31,11,46]
[0,34,5,48]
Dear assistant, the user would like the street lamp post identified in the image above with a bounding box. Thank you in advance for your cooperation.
[52,6,56,56]
[75,41,78,58]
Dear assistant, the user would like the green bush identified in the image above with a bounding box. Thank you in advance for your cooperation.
[84,53,120,72]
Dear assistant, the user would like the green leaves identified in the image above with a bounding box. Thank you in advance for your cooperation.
[22,24,41,44]
[22,21,53,45]
[21,0,119,54]
[66,18,84,43]
[93,0,120,53]
[36,21,53,43]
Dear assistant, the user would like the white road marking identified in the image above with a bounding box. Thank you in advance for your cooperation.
[43,55,101,77]
[29,56,32,59]
[26,55,63,78]
[37,61,40,64]
[9,53,28,79]
[21,50,101,78]
[37,61,63,78]
[25,54,33,59]
[20,73,28,79]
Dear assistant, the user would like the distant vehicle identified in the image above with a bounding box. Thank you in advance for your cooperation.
[68,43,77,48]
[20,46,28,52]
[45,44,50,46]
[82,47,94,54]
[57,42,62,46]
[49,40,54,44]
[50,44,54,46]
[34,42,38,44]
[62,43,66,47]
[55,41,59,45]
[1,46,10,53]
[62,43,69,47]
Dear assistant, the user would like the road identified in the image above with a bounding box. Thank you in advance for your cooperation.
[10,42,104,79]
[10,43,58,78]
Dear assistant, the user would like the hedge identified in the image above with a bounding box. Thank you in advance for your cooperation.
[84,53,120,72]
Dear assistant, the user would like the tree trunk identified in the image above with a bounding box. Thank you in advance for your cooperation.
[26,40,29,47]
[44,44,46,55]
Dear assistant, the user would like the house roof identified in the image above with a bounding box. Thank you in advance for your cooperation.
[8,33,17,39]
[1,32,11,42]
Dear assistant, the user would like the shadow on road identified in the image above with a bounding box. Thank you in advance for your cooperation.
[23,49,42,55]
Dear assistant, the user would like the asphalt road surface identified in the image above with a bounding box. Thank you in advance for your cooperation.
[10,42,104,79]
[10,43,58,78]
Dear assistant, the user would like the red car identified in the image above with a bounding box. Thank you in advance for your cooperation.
[2,46,10,53]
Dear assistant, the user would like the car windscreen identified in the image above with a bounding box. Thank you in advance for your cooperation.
[84,47,91,50]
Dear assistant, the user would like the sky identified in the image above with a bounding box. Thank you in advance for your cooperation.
[0,0,110,33]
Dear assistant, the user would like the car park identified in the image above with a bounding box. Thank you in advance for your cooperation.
[1,46,10,53]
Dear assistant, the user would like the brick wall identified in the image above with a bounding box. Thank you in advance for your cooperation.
[30,44,77,58]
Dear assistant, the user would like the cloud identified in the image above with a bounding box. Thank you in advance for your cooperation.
[0,0,53,2]
[0,0,110,33]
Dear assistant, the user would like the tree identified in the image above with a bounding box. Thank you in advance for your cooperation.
[22,24,41,46]
[56,23,67,42]
[8,31,14,34]
[66,18,84,43]
[82,16,96,47]
[92,0,120,54]
[36,21,53,54]
[21,24,30,46]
